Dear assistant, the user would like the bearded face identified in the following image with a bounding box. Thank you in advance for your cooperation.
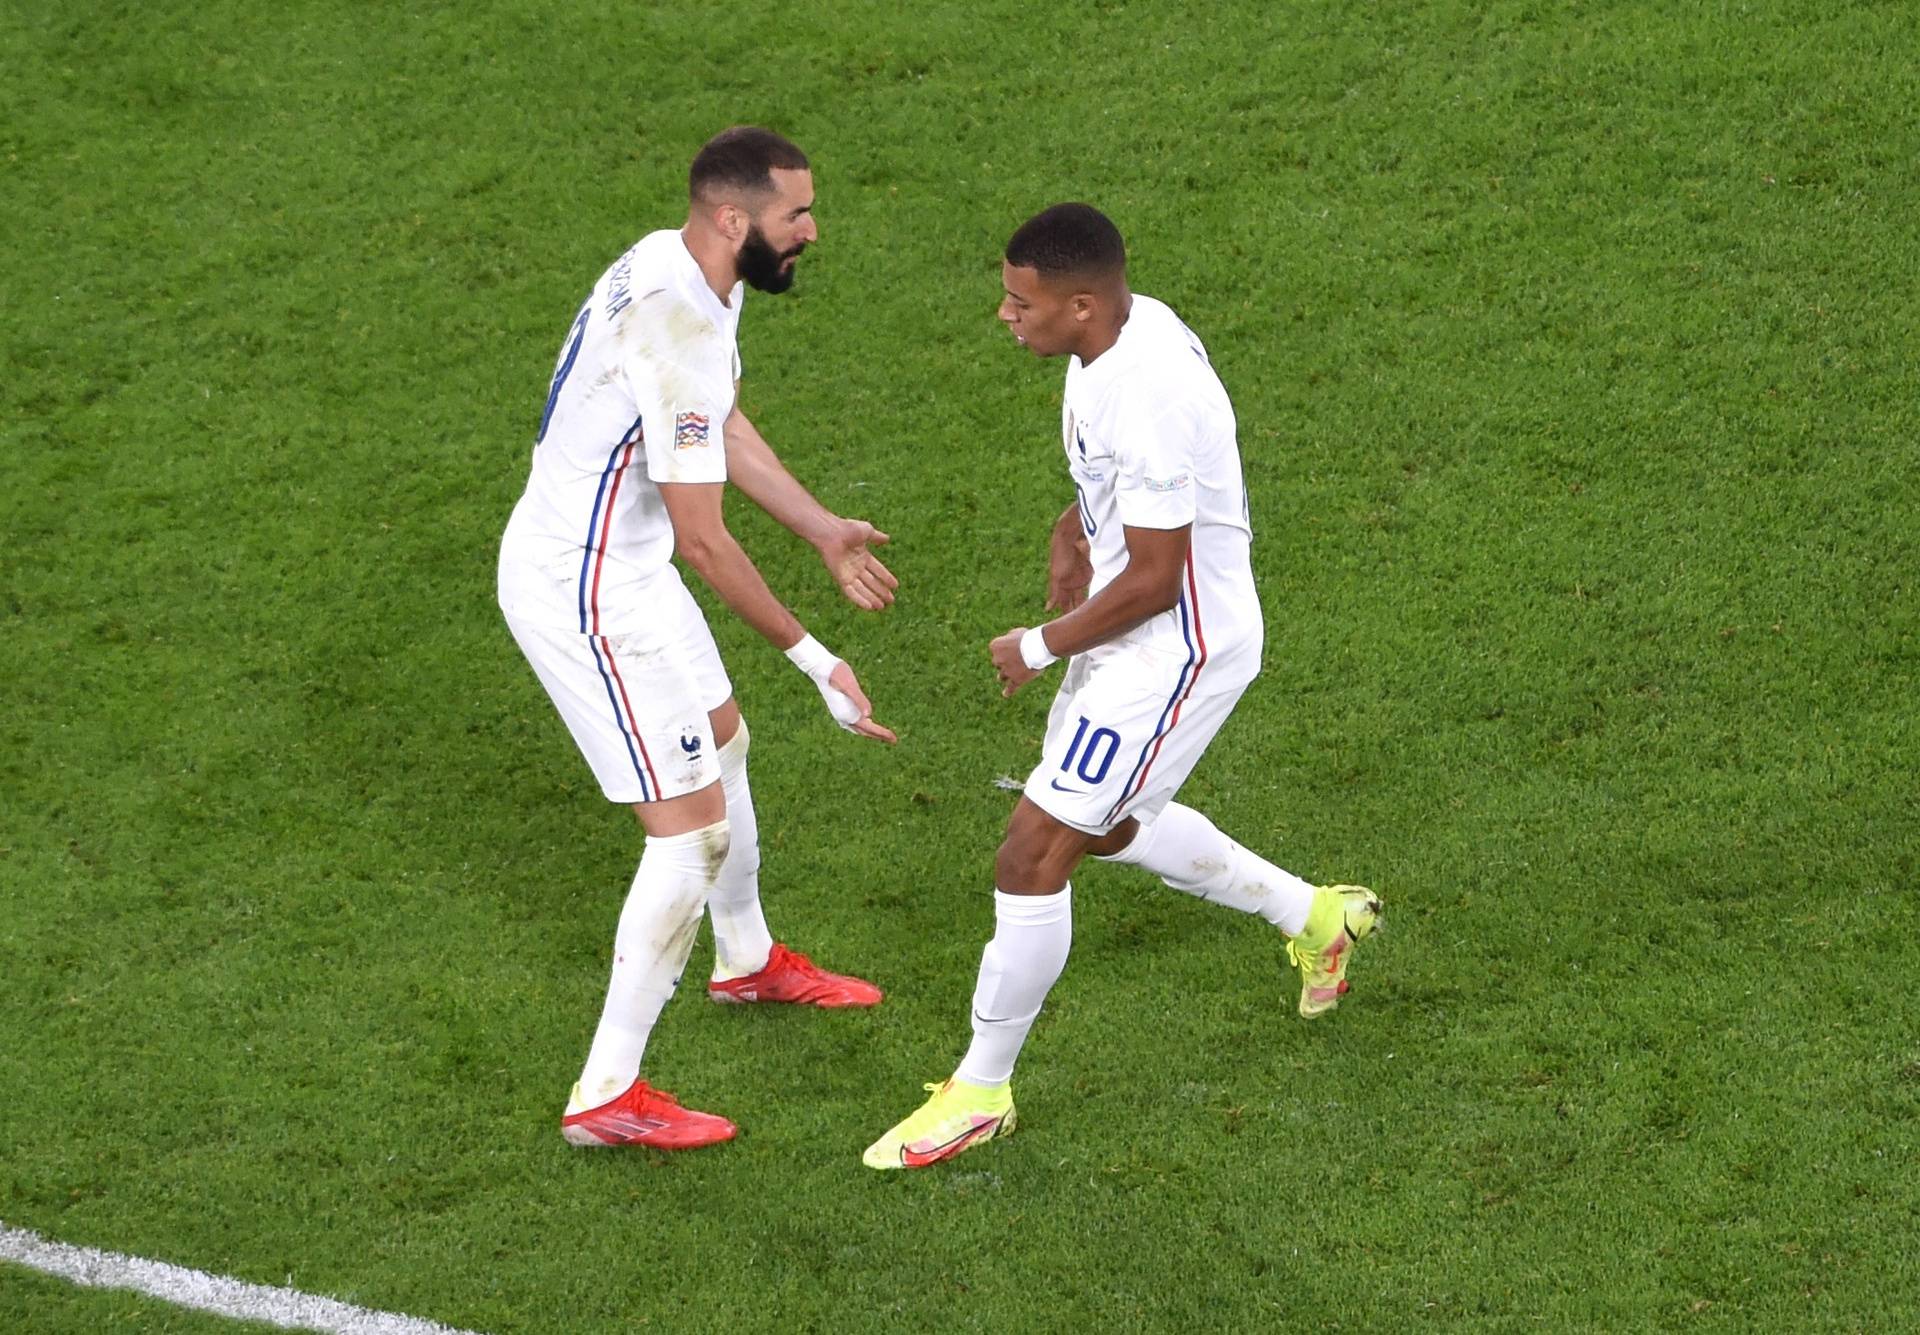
[737,221,807,294]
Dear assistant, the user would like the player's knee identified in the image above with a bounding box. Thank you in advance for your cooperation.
[992,835,1032,890]
[994,819,1078,893]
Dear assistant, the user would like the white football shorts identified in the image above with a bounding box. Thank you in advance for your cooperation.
[1023,649,1249,836]
[503,574,731,805]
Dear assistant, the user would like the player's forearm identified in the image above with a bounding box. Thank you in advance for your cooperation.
[1052,504,1083,546]
[1032,567,1179,659]
[724,411,834,547]
[675,530,807,651]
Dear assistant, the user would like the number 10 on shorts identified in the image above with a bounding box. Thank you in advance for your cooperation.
[1061,716,1120,785]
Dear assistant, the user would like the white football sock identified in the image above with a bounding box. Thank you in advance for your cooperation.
[954,887,1072,1088]
[706,721,775,981]
[573,819,730,1110]
[1100,802,1316,936]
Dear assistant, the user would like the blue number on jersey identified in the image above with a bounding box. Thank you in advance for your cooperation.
[1061,716,1121,785]
[535,302,592,445]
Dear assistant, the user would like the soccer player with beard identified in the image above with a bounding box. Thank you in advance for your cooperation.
[499,127,897,1150]
[863,204,1384,1169]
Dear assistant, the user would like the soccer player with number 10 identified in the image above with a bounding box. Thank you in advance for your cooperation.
[865,204,1385,1169]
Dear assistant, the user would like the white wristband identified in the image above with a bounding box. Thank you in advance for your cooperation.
[1020,626,1058,671]
[785,633,864,730]
[784,633,838,682]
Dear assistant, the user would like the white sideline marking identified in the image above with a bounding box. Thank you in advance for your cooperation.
[0,1221,485,1334]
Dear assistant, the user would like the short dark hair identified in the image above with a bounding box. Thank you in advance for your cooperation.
[1005,203,1127,280]
[689,127,809,201]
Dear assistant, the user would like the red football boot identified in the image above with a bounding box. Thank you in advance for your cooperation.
[560,1079,737,1150]
[707,942,883,1008]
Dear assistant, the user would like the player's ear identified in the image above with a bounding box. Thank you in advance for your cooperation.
[714,200,748,244]
[1070,292,1095,323]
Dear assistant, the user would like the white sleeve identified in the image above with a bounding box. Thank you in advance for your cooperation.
[1108,384,1199,531]
[622,305,734,486]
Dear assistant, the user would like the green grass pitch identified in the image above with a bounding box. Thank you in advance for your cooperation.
[4,1,1917,1330]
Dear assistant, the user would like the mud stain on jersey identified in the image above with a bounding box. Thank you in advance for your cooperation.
[601,631,667,666]
[613,291,720,408]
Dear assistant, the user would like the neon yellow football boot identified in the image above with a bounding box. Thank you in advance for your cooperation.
[1286,885,1384,1018]
[862,1078,1016,1170]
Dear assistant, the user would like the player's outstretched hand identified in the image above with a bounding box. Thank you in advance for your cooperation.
[1045,524,1092,613]
[826,660,898,743]
[990,627,1043,698]
[817,517,899,611]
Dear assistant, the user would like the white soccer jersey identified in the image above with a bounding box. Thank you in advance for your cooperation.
[1060,294,1262,691]
[498,230,744,635]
